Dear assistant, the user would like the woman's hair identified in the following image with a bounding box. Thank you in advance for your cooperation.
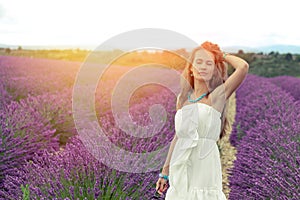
[177,41,230,140]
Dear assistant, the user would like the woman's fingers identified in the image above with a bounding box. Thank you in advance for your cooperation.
[162,182,168,192]
[155,180,160,190]
[156,178,168,195]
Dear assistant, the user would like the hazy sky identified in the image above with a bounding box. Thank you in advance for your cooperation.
[0,0,299,48]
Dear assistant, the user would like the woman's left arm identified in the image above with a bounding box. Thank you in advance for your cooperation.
[223,53,249,99]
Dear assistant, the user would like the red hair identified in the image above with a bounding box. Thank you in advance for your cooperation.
[201,41,227,82]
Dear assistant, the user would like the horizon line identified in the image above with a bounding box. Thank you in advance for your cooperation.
[1,43,300,53]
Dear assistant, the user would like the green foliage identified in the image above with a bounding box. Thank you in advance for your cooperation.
[21,184,30,200]
[232,52,300,77]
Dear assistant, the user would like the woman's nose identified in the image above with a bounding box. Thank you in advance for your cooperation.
[194,64,207,71]
[199,64,207,70]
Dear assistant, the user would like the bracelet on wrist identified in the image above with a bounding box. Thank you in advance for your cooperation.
[159,173,169,180]
[223,52,229,60]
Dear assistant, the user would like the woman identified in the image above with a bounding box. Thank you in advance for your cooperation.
[155,41,249,199]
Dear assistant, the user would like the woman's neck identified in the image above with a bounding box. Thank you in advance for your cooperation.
[192,79,210,98]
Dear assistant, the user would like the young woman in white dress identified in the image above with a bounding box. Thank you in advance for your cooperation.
[155,41,249,199]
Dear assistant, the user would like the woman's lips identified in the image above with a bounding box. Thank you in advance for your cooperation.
[198,72,207,76]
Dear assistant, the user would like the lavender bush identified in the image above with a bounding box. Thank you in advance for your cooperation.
[269,75,300,101]
[229,74,300,199]
[22,89,77,144]
[0,81,12,109]
[2,136,160,199]
[0,98,60,194]
[99,91,175,153]
[230,74,297,147]
[229,120,300,199]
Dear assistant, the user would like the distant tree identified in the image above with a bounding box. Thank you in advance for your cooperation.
[238,49,244,54]
[285,53,293,61]
[18,46,22,50]
[269,51,279,58]
[5,48,11,54]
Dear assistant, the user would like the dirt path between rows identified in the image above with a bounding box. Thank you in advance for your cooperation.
[217,92,237,200]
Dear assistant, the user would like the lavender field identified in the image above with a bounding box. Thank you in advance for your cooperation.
[1,55,299,199]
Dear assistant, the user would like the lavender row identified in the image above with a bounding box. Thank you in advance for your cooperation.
[230,74,298,147]
[229,74,300,199]
[268,75,300,101]
[1,124,170,199]
[0,55,80,100]
[0,95,60,192]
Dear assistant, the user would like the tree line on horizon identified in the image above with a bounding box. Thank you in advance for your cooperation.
[1,47,299,78]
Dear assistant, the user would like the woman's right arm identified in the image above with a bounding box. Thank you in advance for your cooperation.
[161,134,178,176]
[156,134,178,194]
[161,96,181,175]
[156,101,180,194]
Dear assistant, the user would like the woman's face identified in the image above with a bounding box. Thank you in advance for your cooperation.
[191,49,215,81]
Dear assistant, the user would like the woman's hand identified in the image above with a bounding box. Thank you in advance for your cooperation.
[155,177,169,195]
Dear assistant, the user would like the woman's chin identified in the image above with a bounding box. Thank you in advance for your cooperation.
[194,75,210,82]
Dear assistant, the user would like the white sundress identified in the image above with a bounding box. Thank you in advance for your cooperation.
[165,103,227,200]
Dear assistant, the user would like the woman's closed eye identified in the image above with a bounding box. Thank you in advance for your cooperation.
[196,59,203,64]
[195,59,214,67]
[206,61,213,66]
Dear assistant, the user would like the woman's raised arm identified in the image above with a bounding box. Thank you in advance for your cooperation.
[223,53,249,99]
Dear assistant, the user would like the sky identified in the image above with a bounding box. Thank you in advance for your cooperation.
[0,0,299,49]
